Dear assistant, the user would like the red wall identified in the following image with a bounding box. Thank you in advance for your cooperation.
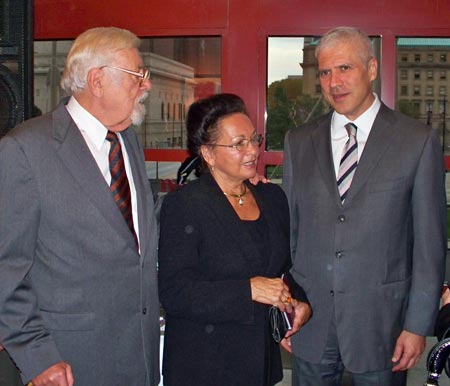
[34,0,450,167]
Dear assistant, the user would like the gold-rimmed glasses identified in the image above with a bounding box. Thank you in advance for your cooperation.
[101,65,150,86]
[207,133,264,151]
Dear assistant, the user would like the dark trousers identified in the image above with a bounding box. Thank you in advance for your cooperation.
[0,350,23,386]
[291,314,407,386]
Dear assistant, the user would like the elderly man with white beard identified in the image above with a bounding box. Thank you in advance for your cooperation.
[0,27,160,386]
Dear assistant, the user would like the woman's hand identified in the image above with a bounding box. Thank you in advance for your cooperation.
[250,276,292,311]
[280,299,312,353]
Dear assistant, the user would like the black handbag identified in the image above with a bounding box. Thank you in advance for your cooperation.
[269,305,293,343]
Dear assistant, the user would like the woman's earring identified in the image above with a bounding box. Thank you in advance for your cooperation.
[211,165,215,172]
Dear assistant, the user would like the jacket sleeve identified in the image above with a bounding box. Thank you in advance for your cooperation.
[0,135,62,383]
[403,128,447,336]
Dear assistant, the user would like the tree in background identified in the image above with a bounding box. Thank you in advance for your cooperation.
[266,77,325,150]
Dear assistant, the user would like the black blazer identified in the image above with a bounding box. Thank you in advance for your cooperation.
[158,173,303,386]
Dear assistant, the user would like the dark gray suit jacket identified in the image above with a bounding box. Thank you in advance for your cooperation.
[0,102,160,385]
[283,103,447,372]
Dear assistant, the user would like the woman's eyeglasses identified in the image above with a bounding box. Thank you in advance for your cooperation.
[207,134,263,151]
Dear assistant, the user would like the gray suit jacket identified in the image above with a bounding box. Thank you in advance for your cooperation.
[283,103,447,372]
[0,102,160,385]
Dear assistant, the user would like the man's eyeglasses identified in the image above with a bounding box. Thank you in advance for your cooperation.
[101,65,150,87]
[207,134,263,151]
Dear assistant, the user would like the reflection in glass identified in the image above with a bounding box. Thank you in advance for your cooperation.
[33,37,222,150]
[266,36,381,152]
[396,38,450,154]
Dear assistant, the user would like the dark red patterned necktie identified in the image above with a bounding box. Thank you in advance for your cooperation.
[106,131,138,248]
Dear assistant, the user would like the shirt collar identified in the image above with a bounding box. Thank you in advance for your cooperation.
[66,96,109,150]
[331,93,381,139]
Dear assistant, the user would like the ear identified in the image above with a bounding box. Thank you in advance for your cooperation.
[200,145,215,170]
[86,67,104,97]
[368,58,378,82]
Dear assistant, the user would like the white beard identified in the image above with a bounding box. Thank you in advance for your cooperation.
[130,91,148,126]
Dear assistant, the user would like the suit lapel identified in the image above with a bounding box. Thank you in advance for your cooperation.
[199,174,267,274]
[310,113,343,208]
[248,183,288,276]
[121,130,151,260]
[344,104,397,205]
[52,103,138,247]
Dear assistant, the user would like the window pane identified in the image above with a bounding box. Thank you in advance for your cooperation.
[396,38,450,154]
[34,36,222,151]
[265,165,283,185]
[266,36,381,152]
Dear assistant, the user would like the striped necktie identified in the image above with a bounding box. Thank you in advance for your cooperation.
[337,122,358,203]
[106,131,138,248]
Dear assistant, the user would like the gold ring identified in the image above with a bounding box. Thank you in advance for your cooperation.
[286,296,292,304]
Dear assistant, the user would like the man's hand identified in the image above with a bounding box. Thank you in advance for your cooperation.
[280,300,312,354]
[442,286,450,306]
[249,173,270,185]
[30,362,74,386]
[391,330,425,371]
[0,343,4,352]
[280,336,292,354]
[285,300,312,337]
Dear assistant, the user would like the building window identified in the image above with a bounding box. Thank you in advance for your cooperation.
[413,86,420,96]
[400,70,407,80]
[441,71,447,80]
[440,86,446,96]
[401,55,408,62]
[400,86,408,96]
[440,53,447,62]
[414,70,420,80]
[428,54,434,62]
[414,54,421,62]
[426,85,433,96]
[427,70,433,80]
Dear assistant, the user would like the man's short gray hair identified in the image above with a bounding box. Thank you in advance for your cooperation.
[60,27,141,93]
[315,26,375,66]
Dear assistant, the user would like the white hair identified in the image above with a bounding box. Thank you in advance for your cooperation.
[316,26,375,66]
[60,27,141,93]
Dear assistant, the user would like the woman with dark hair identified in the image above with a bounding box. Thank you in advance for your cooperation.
[158,93,311,386]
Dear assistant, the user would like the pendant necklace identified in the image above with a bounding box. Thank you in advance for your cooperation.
[223,184,247,206]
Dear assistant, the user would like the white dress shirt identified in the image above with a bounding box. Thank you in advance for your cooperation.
[66,96,140,247]
[331,93,381,177]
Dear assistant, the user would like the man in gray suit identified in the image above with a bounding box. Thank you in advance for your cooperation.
[283,26,447,386]
[0,27,160,386]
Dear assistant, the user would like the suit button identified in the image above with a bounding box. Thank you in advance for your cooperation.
[205,324,214,334]
[142,308,147,315]
[337,215,346,222]
[330,290,334,296]
[335,251,343,258]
